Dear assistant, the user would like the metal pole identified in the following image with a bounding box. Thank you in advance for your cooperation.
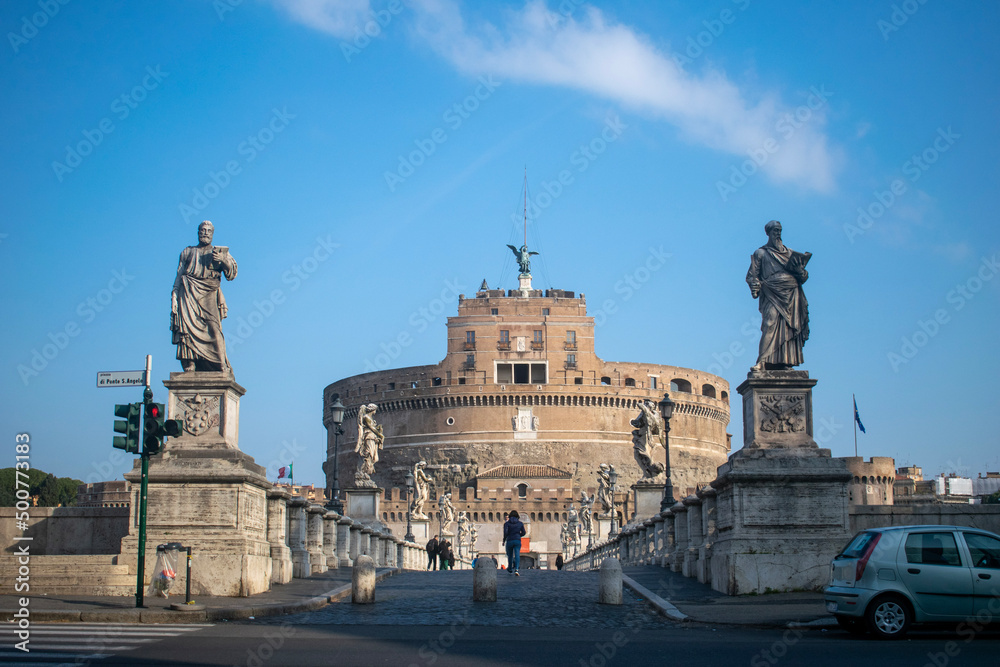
[404,484,414,542]
[661,418,675,512]
[136,385,152,608]
[184,546,192,604]
[329,426,343,513]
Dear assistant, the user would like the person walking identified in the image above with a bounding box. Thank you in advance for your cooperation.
[439,539,452,570]
[443,541,455,570]
[555,553,564,570]
[426,535,439,571]
[501,510,526,576]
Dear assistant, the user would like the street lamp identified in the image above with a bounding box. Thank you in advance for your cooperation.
[404,470,415,542]
[325,397,346,513]
[608,467,619,538]
[658,393,676,512]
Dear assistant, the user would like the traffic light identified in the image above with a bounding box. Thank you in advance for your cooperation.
[143,402,165,455]
[113,403,140,453]
[143,402,183,455]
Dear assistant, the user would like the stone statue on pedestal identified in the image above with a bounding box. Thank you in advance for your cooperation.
[171,220,238,373]
[470,523,479,550]
[579,491,594,535]
[457,511,468,546]
[596,463,615,517]
[438,492,455,532]
[410,460,433,520]
[746,220,811,372]
[630,400,666,480]
[353,404,383,488]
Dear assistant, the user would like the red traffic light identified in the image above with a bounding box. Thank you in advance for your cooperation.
[150,404,160,419]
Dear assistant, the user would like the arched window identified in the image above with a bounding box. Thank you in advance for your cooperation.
[701,384,716,398]
[517,483,528,499]
[670,378,692,393]
[600,376,611,385]
[624,377,635,387]
[721,391,728,401]
[546,512,552,521]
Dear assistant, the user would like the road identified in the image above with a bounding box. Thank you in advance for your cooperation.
[7,570,999,665]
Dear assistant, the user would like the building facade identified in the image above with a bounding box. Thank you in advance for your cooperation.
[323,272,731,506]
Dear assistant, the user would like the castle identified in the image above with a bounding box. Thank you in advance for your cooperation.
[321,254,732,565]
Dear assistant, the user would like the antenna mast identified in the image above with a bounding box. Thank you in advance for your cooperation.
[523,167,527,248]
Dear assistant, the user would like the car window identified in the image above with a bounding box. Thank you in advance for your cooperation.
[839,531,878,558]
[904,532,962,566]
[964,533,1000,569]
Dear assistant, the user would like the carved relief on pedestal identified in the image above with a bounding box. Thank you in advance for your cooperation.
[179,394,221,436]
[758,394,805,434]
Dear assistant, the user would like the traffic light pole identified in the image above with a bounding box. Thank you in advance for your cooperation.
[136,384,152,608]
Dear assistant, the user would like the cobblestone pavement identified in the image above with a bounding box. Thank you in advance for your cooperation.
[250,570,674,629]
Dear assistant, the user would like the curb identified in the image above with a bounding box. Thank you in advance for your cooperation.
[621,574,687,622]
[1,568,402,624]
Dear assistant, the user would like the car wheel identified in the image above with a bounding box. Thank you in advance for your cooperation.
[865,594,912,639]
[835,615,867,636]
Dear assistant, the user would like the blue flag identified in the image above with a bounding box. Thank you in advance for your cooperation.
[854,397,866,434]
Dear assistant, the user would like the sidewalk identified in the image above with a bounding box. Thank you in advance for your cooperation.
[622,566,833,629]
[0,568,399,624]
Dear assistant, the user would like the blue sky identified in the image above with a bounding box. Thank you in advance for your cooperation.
[2,0,998,489]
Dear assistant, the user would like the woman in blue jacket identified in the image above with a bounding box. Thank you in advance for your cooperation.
[501,510,526,575]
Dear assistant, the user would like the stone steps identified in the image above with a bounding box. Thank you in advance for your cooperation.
[0,555,135,596]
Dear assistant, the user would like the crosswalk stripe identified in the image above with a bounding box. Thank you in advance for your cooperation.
[0,622,212,664]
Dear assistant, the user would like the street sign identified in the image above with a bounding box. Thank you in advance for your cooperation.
[97,370,146,387]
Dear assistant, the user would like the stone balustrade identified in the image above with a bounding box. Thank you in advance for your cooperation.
[257,490,424,589]
[561,490,720,588]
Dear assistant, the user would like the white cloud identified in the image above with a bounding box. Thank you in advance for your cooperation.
[269,0,374,39]
[274,0,839,192]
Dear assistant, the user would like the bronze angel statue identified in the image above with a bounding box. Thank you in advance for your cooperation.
[507,244,539,275]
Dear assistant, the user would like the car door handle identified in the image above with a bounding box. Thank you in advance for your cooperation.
[979,573,992,580]
[907,568,921,574]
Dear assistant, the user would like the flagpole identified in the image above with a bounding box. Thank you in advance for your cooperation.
[853,394,858,457]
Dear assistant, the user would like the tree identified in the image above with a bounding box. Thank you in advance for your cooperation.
[0,468,82,507]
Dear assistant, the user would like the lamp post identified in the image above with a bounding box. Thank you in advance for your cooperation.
[608,467,619,538]
[404,470,415,542]
[658,393,676,512]
[325,397,346,513]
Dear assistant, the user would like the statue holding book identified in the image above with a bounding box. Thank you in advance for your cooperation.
[746,220,811,371]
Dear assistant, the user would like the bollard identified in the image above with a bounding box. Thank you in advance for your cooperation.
[352,555,376,604]
[598,557,622,605]
[473,556,497,602]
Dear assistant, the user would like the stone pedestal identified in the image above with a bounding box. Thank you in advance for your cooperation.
[409,518,430,542]
[336,517,353,567]
[348,521,362,563]
[322,512,339,570]
[739,370,818,449]
[266,487,293,585]
[306,504,327,573]
[631,482,665,522]
[345,488,382,526]
[120,372,272,597]
[708,370,851,595]
[287,497,311,578]
[595,517,612,542]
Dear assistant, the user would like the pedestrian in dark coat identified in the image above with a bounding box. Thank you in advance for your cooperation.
[426,535,439,570]
[501,511,527,575]
[556,554,564,570]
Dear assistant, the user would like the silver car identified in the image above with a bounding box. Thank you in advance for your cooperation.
[824,525,1000,638]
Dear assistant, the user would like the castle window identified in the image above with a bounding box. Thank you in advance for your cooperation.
[496,362,547,385]
[533,330,543,342]
[721,390,728,401]
[389,382,395,390]
[491,308,498,315]
[575,377,583,385]
[464,331,476,350]
[702,384,717,398]
[601,376,611,385]
[670,378,692,393]
[542,308,550,316]
[465,354,475,368]
[517,484,528,498]
[458,378,466,385]
[411,381,418,388]
[499,330,510,343]
[624,378,635,387]
[566,354,577,368]
[566,330,576,343]
[433,377,442,386]
[650,377,657,389]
